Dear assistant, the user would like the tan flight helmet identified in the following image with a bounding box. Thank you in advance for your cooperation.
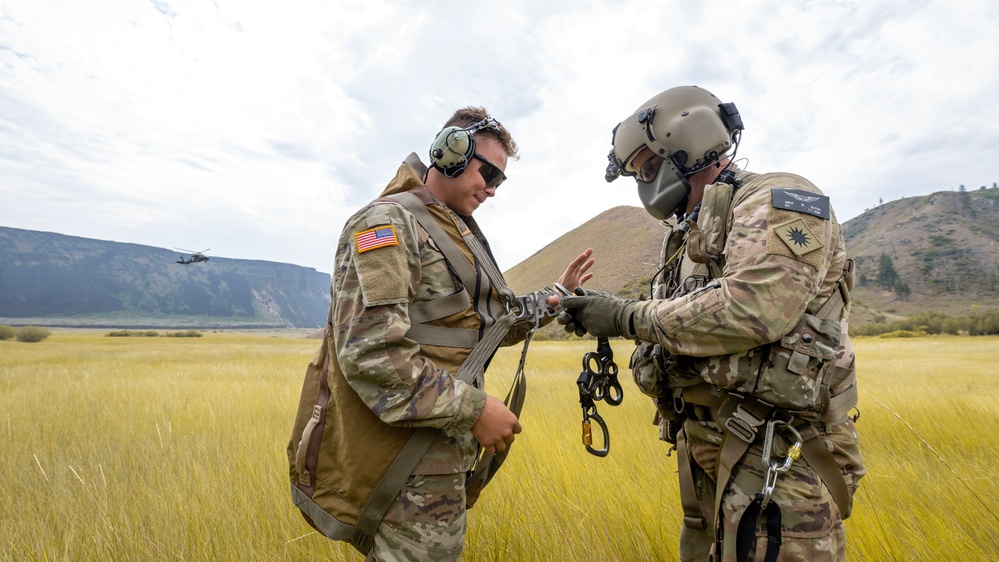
[605,85,744,219]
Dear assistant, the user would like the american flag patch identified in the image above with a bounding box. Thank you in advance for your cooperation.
[355,226,398,253]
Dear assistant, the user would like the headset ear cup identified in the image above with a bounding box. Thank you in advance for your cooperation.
[430,126,476,177]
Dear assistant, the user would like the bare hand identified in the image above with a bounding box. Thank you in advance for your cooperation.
[470,395,522,454]
[556,248,595,293]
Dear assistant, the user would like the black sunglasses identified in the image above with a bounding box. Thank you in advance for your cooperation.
[472,153,506,188]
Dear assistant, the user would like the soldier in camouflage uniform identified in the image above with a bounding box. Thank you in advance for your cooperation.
[295,107,593,562]
[558,86,865,561]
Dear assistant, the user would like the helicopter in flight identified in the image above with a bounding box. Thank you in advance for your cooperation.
[174,248,210,265]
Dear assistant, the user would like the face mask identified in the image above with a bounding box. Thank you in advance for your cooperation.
[637,158,691,220]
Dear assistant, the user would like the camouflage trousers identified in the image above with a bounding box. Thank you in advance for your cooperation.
[366,472,467,562]
[678,419,857,562]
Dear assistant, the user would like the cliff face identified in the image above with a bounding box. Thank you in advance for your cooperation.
[0,227,331,328]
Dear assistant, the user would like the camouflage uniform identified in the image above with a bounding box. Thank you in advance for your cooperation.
[629,169,866,561]
[322,158,524,561]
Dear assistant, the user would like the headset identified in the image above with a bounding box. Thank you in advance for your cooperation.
[429,117,501,178]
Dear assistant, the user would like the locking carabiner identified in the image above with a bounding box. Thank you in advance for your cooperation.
[759,419,803,507]
[581,406,610,458]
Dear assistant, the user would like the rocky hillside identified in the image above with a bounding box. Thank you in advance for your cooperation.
[0,227,331,329]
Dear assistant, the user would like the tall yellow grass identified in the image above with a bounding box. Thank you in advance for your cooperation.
[1,333,997,561]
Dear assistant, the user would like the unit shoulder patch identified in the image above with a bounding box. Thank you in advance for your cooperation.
[355,226,399,253]
[771,188,830,220]
[774,218,823,256]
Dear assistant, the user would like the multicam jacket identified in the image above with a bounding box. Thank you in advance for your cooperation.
[632,169,857,418]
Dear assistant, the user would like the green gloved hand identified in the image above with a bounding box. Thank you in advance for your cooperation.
[558,288,637,339]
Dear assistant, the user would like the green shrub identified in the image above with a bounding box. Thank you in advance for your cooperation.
[106,330,161,337]
[0,325,16,341]
[15,326,52,343]
[877,330,928,338]
[166,330,203,338]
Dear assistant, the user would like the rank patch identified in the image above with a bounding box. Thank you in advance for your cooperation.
[355,226,398,253]
[774,218,823,256]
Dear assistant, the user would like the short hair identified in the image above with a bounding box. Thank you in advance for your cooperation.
[442,106,519,159]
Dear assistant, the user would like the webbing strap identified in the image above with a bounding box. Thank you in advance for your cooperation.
[677,428,708,530]
[797,422,851,518]
[404,324,479,349]
[736,493,782,562]
[392,192,478,288]
[408,290,471,324]
[464,322,526,507]
[815,258,853,321]
[713,398,772,537]
[391,191,514,337]
[352,427,439,552]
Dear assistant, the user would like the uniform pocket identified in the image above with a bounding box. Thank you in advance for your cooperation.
[754,313,839,411]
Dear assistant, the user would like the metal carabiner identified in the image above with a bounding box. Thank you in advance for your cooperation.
[759,419,803,507]
[510,283,571,327]
[582,408,610,457]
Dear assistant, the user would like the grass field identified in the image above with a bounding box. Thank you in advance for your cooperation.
[1,332,997,561]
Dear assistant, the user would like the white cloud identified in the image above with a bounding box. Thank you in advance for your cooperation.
[2,0,998,273]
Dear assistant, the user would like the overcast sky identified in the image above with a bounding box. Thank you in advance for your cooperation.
[2,0,997,274]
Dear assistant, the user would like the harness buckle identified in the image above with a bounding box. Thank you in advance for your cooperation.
[509,283,570,327]
[723,402,767,443]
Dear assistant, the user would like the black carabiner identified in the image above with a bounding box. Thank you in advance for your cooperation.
[582,408,610,457]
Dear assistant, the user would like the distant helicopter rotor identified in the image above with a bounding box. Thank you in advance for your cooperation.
[173,248,210,265]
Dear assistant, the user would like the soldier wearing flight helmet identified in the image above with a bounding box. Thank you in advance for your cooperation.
[559,85,865,561]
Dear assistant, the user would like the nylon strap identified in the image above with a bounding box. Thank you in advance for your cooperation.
[408,290,471,324]
[297,187,518,555]
[736,493,782,562]
[677,428,708,530]
[796,422,851,518]
[713,397,773,541]
[391,190,528,508]
[391,191,515,338]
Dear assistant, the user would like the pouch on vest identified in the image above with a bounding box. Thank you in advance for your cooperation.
[753,312,840,412]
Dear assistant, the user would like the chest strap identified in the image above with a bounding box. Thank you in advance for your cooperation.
[294,189,519,555]
[388,190,524,507]
[390,191,515,348]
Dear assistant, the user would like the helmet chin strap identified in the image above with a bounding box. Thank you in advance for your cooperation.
[636,158,691,220]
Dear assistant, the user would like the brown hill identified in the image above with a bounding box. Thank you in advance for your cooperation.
[844,188,999,324]
[503,206,664,297]
[503,188,999,330]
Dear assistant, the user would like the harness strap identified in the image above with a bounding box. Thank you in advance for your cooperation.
[796,422,851,518]
[712,396,774,542]
[674,387,853,552]
[677,428,710,530]
[465,317,526,507]
[814,258,854,321]
[404,324,479,349]
[296,188,519,555]
[736,493,782,562]
[391,191,515,340]
[408,290,471,324]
